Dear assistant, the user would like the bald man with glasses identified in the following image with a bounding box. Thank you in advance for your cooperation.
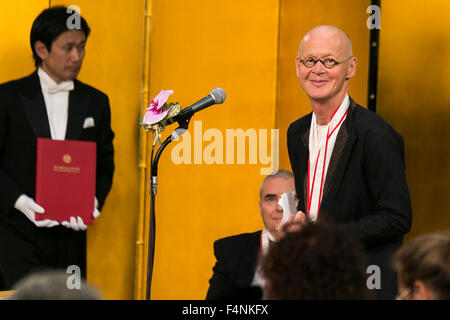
[287,25,412,299]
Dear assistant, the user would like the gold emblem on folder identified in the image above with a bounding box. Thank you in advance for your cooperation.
[62,154,72,164]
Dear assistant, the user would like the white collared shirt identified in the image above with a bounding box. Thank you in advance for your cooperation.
[307,94,350,221]
[37,68,74,140]
[251,229,275,289]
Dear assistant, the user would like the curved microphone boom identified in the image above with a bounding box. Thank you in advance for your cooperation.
[166,88,226,125]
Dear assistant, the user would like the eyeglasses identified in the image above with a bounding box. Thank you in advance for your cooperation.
[298,56,352,69]
[395,287,411,300]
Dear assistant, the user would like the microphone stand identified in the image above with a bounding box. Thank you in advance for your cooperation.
[146,113,193,300]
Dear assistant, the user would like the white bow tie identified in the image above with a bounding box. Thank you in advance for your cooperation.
[47,81,74,94]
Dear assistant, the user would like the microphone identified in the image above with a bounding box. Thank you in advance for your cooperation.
[166,88,226,125]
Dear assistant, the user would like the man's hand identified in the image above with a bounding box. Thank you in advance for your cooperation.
[292,210,308,224]
[14,194,59,228]
[62,198,99,231]
[62,216,87,231]
[276,211,309,239]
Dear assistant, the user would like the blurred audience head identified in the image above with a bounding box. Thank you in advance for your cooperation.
[10,270,103,300]
[262,221,369,299]
[394,231,450,300]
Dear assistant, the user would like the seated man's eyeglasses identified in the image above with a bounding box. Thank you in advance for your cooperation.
[298,56,352,69]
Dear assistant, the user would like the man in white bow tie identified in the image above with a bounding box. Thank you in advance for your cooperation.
[0,6,114,289]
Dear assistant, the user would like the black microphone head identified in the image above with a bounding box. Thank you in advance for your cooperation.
[210,88,226,104]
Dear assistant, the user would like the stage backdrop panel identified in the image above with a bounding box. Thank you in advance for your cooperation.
[141,0,281,299]
[377,0,450,237]
[51,0,144,299]
[0,1,49,82]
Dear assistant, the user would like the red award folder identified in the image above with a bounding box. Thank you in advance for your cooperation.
[35,138,97,225]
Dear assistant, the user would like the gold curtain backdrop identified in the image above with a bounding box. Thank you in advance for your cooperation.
[377,0,450,238]
[0,0,448,299]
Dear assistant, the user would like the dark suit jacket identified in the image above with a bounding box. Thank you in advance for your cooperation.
[287,97,412,299]
[206,231,261,300]
[0,71,114,242]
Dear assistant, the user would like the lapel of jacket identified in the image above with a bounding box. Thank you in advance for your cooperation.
[65,80,90,140]
[301,123,310,212]
[318,98,358,220]
[18,72,52,138]
[241,231,262,284]
[290,113,312,213]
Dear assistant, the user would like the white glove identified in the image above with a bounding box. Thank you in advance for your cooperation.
[93,197,100,219]
[62,216,87,231]
[62,197,100,231]
[14,194,59,228]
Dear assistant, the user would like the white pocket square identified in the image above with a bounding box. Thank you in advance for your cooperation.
[83,117,95,129]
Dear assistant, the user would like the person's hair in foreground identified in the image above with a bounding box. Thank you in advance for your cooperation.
[9,270,103,300]
[394,231,450,300]
[262,221,370,299]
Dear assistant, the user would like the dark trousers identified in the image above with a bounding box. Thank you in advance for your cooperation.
[366,241,401,300]
[0,222,86,290]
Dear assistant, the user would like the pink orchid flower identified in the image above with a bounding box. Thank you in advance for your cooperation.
[141,89,174,125]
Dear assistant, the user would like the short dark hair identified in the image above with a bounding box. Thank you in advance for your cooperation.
[262,222,370,299]
[30,6,91,67]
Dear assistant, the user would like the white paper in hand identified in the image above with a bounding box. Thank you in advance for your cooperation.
[276,191,297,231]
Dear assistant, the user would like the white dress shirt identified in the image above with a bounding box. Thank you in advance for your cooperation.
[37,68,74,140]
[251,229,275,289]
[307,94,349,221]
